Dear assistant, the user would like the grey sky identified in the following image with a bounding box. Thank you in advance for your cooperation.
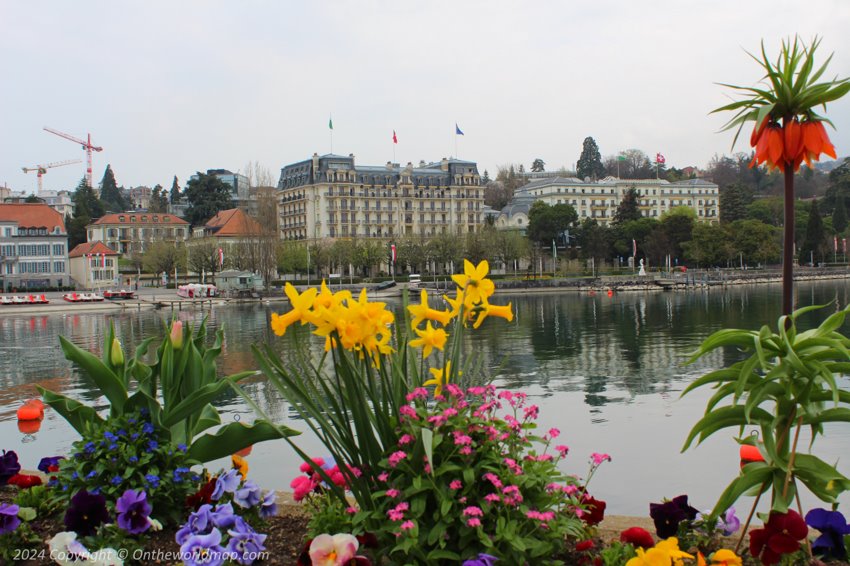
[2,1,849,194]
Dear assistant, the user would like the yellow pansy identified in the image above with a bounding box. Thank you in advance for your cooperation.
[409,322,448,358]
[699,549,741,566]
[231,454,249,480]
[451,259,495,304]
[423,361,456,397]
[407,289,453,329]
[626,538,693,566]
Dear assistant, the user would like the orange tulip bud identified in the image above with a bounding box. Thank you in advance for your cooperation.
[766,125,785,168]
[802,121,824,157]
[749,116,769,147]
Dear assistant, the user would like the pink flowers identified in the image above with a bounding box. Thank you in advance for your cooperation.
[526,510,556,522]
[398,434,414,446]
[547,427,560,439]
[405,387,428,401]
[400,520,415,531]
[399,405,418,420]
[449,480,463,490]
[387,502,409,522]
[463,506,483,517]
[388,451,407,468]
[590,452,612,466]
[385,489,400,498]
[555,445,570,457]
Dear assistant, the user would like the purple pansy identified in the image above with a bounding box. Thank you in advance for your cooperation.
[233,480,262,509]
[211,469,241,501]
[116,489,152,535]
[649,494,698,539]
[463,553,499,566]
[226,517,267,565]
[180,528,226,566]
[0,450,21,485]
[258,491,277,519]
[37,456,64,474]
[210,503,236,530]
[0,503,21,534]
[806,508,850,560]
[64,490,109,536]
[176,504,216,545]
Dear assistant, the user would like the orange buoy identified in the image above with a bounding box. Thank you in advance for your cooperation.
[18,419,42,434]
[16,399,44,421]
[607,289,614,297]
[739,444,764,467]
[235,445,253,457]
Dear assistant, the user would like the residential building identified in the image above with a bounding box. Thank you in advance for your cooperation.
[499,176,719,227]
[68,241,119,289]
[277,153,484,240]
[87,212,190,255]
[194,208,262,240]
[127,186,152,210]
[0,203,70,290]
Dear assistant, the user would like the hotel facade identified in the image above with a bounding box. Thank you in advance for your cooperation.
[498,176,719,230]
[277,154,485,240]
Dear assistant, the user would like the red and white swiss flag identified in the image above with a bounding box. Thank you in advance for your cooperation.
[656,153,666,164]
[390,244,397,263]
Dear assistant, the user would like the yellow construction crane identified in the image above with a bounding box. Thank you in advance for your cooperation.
[21,159,83,193]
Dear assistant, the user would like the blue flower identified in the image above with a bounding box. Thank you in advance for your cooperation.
[179,528,225,566]
[104,431,118,443]
[259,491,277,519]
[176,505,215,545]
[177,443,188,453]
[129,456,139,464]
[71,471,78,480]
[0,503,21,535]
[86,471,97,479]
[131,433,140,440]
[147,440,158,451]
[145,474,160,488]
[226,517,266,565]
[117,429,127,437]
[111,476,122,486]
[173,467,190,483]
[233,481,262,509]
[108,443,118,451]
[210,503,236,530]
[127,417,137,425]
[140,408,149,417]
[211,469,241,501]
[142,422,155,435]
[806,508,850,560]
[463,554,499,566]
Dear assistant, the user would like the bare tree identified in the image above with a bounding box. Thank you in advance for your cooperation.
[243,161,276,189]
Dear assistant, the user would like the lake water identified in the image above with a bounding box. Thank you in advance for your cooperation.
[1,280,849,516]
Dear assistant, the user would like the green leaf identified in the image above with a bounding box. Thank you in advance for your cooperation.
[682,405,773,451]
[37,386,104,435]
[59,335,127,411]
[421,428,434,477]
[161,379,234,428]
[187,420,299,463]
[191,404,222,437]
[17,507,36,521]
[710,463,773,518]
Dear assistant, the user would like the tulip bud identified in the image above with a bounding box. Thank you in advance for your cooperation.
[110,338,124,366]
[170,320,184,350]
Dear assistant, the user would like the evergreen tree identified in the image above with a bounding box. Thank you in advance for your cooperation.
[170,176,181,204]
[481,170,491,184]
[833,195,848,233]
[184,172,234,226]
[531,158,545,173]
[149,184,169,213]
[719,183,754,223]
[99,165,129,212]
[577,137,605,181]
[67,178,105,249]
[801,199,827,265]
[527,201,578,247]
[613,188,641,224]
[24,194,41,203]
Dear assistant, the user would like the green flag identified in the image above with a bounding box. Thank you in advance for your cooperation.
[329,117,333,130]
[617,155,626,161]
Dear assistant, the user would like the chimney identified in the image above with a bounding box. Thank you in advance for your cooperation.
[441,158,449,172]
[419,160,426,167]
[386,161,394,170]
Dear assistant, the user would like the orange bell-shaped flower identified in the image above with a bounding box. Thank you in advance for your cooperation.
[750,116,769,147]
[815,120,837,159]
[783,118,803,163]
[765,125,785,170]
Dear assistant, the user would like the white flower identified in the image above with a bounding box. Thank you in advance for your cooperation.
[48,532,92,566]
[147,517,163,532]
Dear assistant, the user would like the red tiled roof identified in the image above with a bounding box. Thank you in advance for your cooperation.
[68,241,119,258]
[0,203,66,232]
[204,208,261,236]
[89,213,189,226]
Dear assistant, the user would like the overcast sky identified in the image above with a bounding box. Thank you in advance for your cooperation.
[2,1,849,194]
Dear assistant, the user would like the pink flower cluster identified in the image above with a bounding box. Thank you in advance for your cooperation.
[463,506,483,527]
[387,501,409,522]
[290,457,359,501]
[388,450,407,468]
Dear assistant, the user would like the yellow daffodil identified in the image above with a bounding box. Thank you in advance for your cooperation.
[271,283,318,336]
[407,289,453,329]
[423,361,456,397]
[314,280,352,311]
[451,259,495,304]
[409,321,448,358]
[231,454,249,480]
[472,301,514,329]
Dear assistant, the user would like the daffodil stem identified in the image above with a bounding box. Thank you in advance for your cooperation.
[735,481,768,555]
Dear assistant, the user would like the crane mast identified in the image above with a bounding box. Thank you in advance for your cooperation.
[43,127,103,188]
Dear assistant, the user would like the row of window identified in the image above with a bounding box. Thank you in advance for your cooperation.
[0,244,66,257]
[14,261,65,274]
[2,227,60,236]
[542,187,718,197]
[116,214,173,223]
[100,228,186,239]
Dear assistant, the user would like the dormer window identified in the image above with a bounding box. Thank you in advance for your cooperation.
[163,216,170,222]
[131,216,136,222]
[153,216,159,222]
[119,216,125,223]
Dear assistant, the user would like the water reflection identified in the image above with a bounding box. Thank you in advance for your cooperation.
[0,280,849,514]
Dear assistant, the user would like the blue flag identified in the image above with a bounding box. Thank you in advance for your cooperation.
[455,123,464,136]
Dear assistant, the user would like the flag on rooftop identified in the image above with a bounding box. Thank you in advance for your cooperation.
[656,153,666,164]
[617,155,627,161]
[393,130,398,144]
[455,123,464,136]
[328,117,333,130]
